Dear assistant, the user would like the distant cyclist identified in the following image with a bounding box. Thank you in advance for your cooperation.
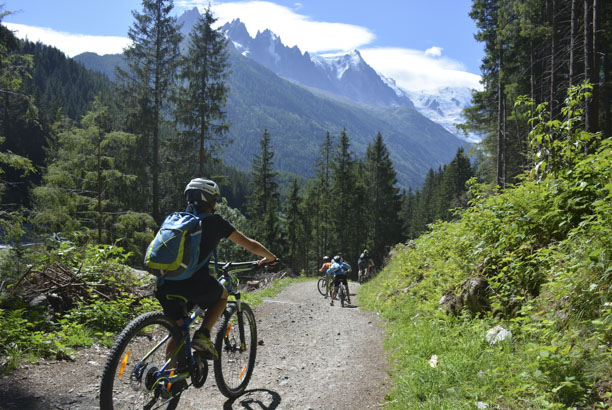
[327,255,351,306]
[319,256,333,298]
[358,249,375,283]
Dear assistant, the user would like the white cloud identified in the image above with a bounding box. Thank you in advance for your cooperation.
[4,23,130,57]
[5,1,482,92]
[178,0,374,53]
[360,47,482,92]
[425,46,442,57]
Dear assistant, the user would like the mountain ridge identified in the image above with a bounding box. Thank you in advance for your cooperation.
[73,9,467,189]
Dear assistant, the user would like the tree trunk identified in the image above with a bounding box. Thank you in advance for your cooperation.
[603,42,611,137]
[550,0,558,120]
[591,0,600,132]
[584,0,594,131]
[497,49,505,190]
[569,0,578,86]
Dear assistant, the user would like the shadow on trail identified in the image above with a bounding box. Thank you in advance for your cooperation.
[0,384,58,409]
[223,389,281,409]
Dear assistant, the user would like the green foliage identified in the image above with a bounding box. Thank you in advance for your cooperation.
[360,87,612,408]
[173,5,230,176]
[247,129,283,253]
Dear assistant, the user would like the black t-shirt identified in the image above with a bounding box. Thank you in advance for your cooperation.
[198,213,236,275]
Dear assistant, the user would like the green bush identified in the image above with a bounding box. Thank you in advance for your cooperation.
[360,86,611,408]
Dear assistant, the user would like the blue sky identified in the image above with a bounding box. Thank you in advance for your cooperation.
[3,0,483,92]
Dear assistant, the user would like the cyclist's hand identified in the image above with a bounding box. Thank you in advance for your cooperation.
[258,256,277,268]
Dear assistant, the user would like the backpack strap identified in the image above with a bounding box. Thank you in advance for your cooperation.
[193,210,218,275]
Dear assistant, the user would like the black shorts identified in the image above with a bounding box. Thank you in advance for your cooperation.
[155,272,223,321]
[333,275,348,287]
[358,261,368,270]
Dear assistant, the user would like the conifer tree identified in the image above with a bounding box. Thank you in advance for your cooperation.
[174,5,230,176]
[32,100,143,243]
[284,177,302,271]
[364,133,402,263]
[247,129,281,252]
[307,132,334,261]
[0,13,36,244]
[329,129,362,266]
[117,0,182,223]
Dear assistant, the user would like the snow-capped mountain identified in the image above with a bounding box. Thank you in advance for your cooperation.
[407,87,480,143]
[179,8,477,142]
[219,17,414,108]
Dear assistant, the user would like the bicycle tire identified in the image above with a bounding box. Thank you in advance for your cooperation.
[214,303,257,398]
[100,311,183,410]
[339,283,346,307]
[317,277,327,296]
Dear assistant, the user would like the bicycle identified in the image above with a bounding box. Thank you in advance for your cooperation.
[317,275,328,296]
[358,265,376,284]
[338,280,347,307]
[99,260,266,409]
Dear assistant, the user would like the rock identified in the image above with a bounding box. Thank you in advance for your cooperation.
[485,325,512,345]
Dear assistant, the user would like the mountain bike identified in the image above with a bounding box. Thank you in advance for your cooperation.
[358,265,376,284]
[99,261,266,409]
[317,275,328,296]
[338,280,347,307]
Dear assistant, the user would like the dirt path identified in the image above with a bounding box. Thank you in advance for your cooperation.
[0,280,389,409]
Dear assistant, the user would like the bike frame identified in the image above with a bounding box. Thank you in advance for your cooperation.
[135,262,257,389]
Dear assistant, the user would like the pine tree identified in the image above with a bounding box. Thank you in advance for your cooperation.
[284,177,302,271]
[329,129,363,267]
[173,5,230,176]
[117,0,182,223]
[247,129,281,252]
[0,10,36,245]
[32,99,143,244]
[364,133,402,263]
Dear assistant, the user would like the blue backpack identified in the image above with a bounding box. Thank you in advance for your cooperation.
[144,207,213,280]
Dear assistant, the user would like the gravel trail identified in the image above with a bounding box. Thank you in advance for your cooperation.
[0,280,389,409]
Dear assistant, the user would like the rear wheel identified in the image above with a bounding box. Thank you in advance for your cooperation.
[214,303,257,398]
[317,277,327,296]
[339,283,346,307]
[100,311,183,410]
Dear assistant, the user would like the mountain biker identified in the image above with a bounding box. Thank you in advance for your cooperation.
[358,249,375,282]
[319,256,333,297]
[154,177,277,360]
[327,255,351,306]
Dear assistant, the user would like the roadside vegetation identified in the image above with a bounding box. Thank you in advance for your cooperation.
[0,236,301,375]
[360,87,611,408]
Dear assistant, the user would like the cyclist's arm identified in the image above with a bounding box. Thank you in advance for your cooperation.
[228,230,276,265]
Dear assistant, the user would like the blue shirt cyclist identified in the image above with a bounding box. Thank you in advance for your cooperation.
[327,255,351,306]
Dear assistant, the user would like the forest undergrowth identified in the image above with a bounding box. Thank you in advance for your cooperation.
[360,88,612,409]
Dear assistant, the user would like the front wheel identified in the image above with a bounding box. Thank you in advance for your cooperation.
[214,303,257,398]
[100,311,183,410]
[317,277,327,296]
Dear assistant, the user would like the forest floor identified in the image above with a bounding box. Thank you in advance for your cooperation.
[0,280,390,409]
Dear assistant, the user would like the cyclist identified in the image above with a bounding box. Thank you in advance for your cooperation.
[319,256,333,297]
[327,255,351,306]
[358,249,375,283]
[155,177,277,360]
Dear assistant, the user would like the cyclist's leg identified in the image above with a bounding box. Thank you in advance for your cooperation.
[344,277,351,303]
[201,287,228,331]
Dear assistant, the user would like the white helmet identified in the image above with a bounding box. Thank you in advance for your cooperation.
[184,178,220,204]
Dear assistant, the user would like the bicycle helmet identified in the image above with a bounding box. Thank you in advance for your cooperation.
[333,255,341,263]
[323,256,330,262]
[184,177,220,205]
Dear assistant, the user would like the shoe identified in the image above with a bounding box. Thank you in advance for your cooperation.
[347,299,351,304]
[191,330,218,360]
[330,300,334,306]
